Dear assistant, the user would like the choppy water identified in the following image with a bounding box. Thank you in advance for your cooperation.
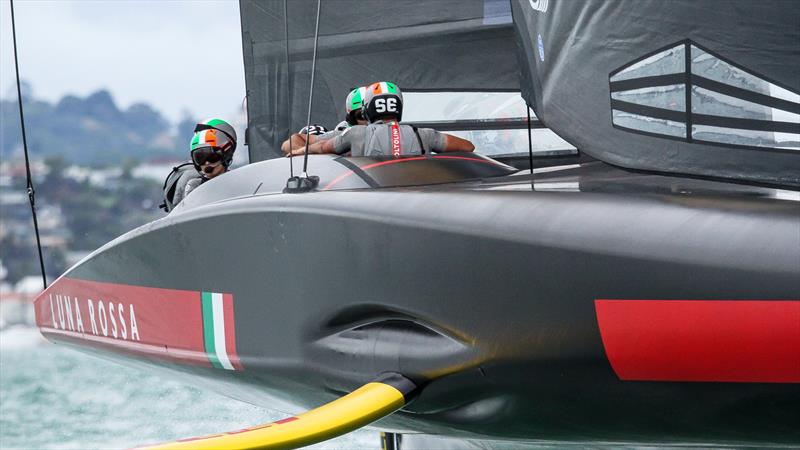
[0,327,378,449]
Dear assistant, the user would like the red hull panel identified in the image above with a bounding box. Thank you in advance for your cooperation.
[33,277,240,370]
[596,299,800,383]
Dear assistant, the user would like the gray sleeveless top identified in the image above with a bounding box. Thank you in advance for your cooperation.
[332,122,446,156]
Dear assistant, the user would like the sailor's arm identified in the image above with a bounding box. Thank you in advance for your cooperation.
[282,133,318,154]
[290,138,337,156]
[441,133,475,152]
[183,177,203,198]
[280,135,297,154]
[290,128,358,156]
[422,128,475,153]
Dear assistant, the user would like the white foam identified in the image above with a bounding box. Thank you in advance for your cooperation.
[0,326,47,350]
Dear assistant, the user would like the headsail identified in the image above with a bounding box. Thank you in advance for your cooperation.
[511,0,800,187]
[240,0,521,162]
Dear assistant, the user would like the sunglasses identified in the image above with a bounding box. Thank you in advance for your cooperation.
[192,146,224,166]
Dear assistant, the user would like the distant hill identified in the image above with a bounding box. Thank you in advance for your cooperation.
[1,84,194,166]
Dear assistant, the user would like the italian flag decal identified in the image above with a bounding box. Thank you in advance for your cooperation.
[201,292,243,370]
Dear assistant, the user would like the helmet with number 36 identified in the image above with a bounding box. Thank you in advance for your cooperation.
[362,81,404,123]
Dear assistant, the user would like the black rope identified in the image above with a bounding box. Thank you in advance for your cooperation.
[301,0,322,175]
[284,0,293,177]
[527,105,534,183]
[10,0,47,290]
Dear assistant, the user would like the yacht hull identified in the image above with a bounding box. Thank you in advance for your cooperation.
[34,162,800,446]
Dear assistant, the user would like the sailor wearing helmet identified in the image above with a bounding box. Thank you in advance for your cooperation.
[281,86,370,154]
[183,118,238,197]
[291,81,474,157]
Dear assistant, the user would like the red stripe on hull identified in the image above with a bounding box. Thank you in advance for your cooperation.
[595,300,800,383]
[34,278,209,367]
[42,327,211,367]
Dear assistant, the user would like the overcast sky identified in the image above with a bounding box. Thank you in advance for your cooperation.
[0,0,245,124]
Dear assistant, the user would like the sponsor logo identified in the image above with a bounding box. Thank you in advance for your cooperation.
[608,40,800,151]
[47,293,140,341]
[529,0,548,13]
[390,122,402,158]
[35,278,242,371]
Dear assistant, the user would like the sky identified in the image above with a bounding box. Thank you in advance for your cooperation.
[0,0,245,124]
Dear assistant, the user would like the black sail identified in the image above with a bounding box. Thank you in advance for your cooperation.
[511,0,800,188]
[240,0,521,162]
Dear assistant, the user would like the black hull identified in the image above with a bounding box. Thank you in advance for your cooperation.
[35,159,800,446]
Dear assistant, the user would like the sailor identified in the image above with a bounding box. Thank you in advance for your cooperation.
[341,85,370,128]
[291,81,474,157]
[281,86,369,154]
[280,124,329,155]
[180,118,238,200]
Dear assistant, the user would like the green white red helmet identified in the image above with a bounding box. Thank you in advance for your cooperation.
[190,118,237,170]
[362,81,403,123]
[345,86,368,125]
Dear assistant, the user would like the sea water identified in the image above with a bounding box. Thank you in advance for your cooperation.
[0,327,378,449]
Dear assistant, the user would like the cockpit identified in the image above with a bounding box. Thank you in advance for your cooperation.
[175,92,585,213]
[172,152,518,212]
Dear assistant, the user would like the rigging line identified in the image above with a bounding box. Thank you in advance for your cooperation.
[301,0,322,175]
[284,0,293,177]
[527,105,534,187]
[10,0,47,290]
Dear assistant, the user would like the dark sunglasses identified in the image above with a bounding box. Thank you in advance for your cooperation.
[192,146,224,166]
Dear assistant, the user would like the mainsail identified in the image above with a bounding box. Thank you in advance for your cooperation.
[241,0,800,187]
[511,0,800,187]
[240,0,521,162]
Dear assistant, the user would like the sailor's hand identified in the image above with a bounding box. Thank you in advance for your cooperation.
[288,148,307,157]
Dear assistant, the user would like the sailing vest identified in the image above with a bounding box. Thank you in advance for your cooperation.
[160,162,201,212]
